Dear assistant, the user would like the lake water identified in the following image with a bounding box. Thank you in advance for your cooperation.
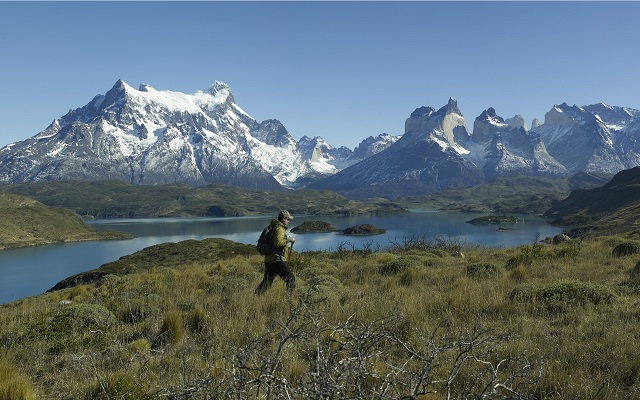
[0,211,562,304]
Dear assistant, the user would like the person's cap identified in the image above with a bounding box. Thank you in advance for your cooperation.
[279,210,294,220]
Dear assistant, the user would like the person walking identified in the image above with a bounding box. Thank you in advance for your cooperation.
[255,210,296,295]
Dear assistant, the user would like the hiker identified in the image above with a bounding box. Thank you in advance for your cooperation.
[255,210,297,295]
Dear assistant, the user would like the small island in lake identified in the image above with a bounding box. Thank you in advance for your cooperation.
[466,215,518,225]
[340,224,386,236]
[291,221,338,233]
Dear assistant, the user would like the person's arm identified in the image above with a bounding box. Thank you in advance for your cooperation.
[272,225,289,249]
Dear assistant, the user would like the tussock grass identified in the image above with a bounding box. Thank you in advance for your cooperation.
[0,357,36,400]
[2,233,640,398]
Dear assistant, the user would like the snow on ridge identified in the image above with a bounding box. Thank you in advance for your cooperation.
[124,80,229,115]
[488,116,508,128]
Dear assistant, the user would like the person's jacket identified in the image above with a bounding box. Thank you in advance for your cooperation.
[264,219,292,263]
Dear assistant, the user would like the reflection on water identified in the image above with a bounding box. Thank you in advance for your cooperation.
[0,211,561,304]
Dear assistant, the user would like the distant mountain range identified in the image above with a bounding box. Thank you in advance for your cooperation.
[1,79,639,198]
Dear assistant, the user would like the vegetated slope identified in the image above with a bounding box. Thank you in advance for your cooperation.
[0,180,405,218]
[2,233,640,398]
[545,166,640,234]
[49,238,256,291]
[0,193,132,250]
[395,173,611,214]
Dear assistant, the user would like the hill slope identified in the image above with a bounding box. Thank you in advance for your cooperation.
[0,180,405,218]
[544,166,640,234]
[2,234,640,398]
[395,173,610,215]
[0,193,132,250]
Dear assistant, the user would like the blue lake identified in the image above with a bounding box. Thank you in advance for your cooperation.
[0,211,562,304]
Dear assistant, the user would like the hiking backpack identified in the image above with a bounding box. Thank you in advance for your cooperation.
[256,225,274,255]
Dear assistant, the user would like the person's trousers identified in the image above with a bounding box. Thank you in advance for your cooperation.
[256,261,296,294]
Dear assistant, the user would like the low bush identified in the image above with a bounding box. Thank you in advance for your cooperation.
[84,371,152,400]
[611,242,640,257]
[536,280,615,306]
[378,257,416,276]
[465,262,501,279]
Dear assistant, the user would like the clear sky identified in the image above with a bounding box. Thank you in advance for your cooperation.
[0,1,639,150]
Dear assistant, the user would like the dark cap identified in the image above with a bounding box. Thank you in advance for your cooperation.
[278,210,294,220]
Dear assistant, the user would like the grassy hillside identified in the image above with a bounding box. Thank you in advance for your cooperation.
[0,180,405,218]
[395,174,610,214]
[2,234,640,398]
[0,193,133,250]
[545,167,640,236]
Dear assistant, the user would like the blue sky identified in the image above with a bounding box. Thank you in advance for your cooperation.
[0,1,639,150]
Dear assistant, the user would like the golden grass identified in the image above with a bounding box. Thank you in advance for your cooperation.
[0,358,36,400]
[1,234,640,398]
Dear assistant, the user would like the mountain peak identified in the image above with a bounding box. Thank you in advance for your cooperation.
[477,107,502,122]
[138,83,154,92]
[410,106,436,119]
[208,81,230,96]
[111,79,134,93]
[435,97,461,116]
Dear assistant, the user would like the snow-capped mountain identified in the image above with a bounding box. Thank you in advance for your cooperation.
[297,135,354,175]
[296,133,400,175]
[2,79,640,199]
[310,99,640,199]
[309,98,485,198]
[468,107,568,180]
[531,102,640,174]
[0,80,348,189]
[349,133,401,160]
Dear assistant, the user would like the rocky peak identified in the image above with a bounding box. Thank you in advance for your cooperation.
[472,108,507,144]
[208,81,230,96]
[351,133,400,160]
[250,119,292,148]
[410,106,436,119]
[531,118,541,129]
[544,103,579,126]
[138,83,153,92]
[435,97,461,117]
[479,107,499,120]
[505,114,527,130]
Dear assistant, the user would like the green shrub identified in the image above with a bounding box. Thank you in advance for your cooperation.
[27,303,115,354]
[505,243,547,269]
[128,338,151,355]
[631,261,640,281]
[611,242,640,257]
[465,262,501,279]
[53,303,115,330]
[378,257,415,276]
[535,280,616,313]
[84,371,152,400]
[508,283,537,303]
[510,280,615,310]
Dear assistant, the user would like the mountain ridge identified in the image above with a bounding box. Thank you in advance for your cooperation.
[1,79,639,198]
